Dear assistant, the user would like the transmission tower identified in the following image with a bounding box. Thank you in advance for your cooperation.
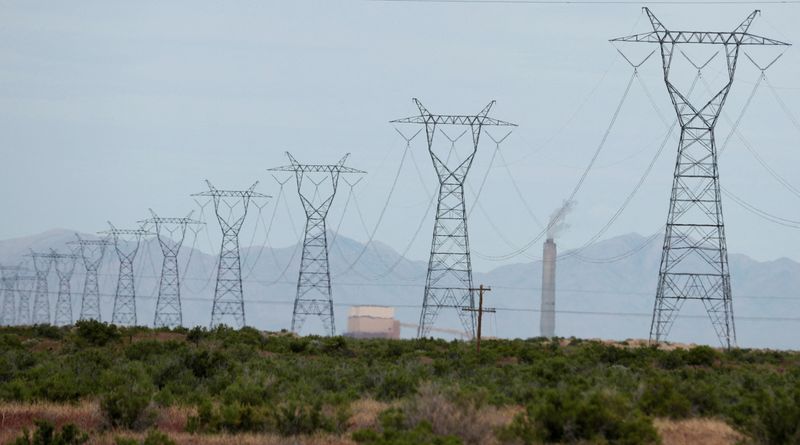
[193,181,269,329]
[70,235,112,321]
[391,99,516,338]
[268,152,365,335]
[100,223,151,326]
[141,210,203,328]
[15,275,35,325]
[0,265,24,326]
[613,9,790,348]
[50,250,80,326]
[29,250,54,324]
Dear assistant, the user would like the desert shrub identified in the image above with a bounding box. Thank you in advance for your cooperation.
[352,408,463,445]
[100,362,156,430]
[272,402,332,436]
[638,375,692,418]
[402,383,496,445]
[74,320,120,347]
[732,386,800,445]
[11,420,88,445]
[685,345,719,367]
[499,387,660,445]
[187,401,271,433]
[34,324,64,340]
[374,368,418,401]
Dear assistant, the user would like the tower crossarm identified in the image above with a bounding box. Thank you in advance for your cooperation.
[99,228,153,237]
[139,217,203,225]
[192,179,272,199]
[193,190,271,198]
[390,115,517,127]
[611,7,790,47]
[68,239,112,247]
[269,164,365,174]
[611,31,789,46]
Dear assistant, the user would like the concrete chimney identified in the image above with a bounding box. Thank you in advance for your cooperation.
[540,237,556,338]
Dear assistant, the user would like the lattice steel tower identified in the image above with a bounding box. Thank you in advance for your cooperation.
[29,251,54,324]
[15,275,34,325]
[51,250,80,326]
[101,223,151,326]
[613,9,790,348]
[142,210,203,328]
[71,235,112,321]
[392,99,516,338]
[269,153,364,335]
[0,265,24,326]
[193,181,269,328]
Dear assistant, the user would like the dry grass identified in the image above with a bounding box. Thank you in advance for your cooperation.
[403,383,519,445]
[1,400,747,445]
[346,399,390,432]
[0,401,103,442]
[655,418,745,445]
[87,432,356,445]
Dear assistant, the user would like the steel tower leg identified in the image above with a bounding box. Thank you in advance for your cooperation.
[30,253,53,325]
[112,253,137,325]
[53,254,77,326]
[0,269,19,326]
[293,211,334,335]
[16,280,32,325]
[154,254,181,328]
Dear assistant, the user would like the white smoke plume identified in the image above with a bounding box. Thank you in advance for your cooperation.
[547,200,576,240]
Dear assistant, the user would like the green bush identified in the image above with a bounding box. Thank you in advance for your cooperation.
[499,387,660,445]
[11,420,88,445]
[74,320,120,347]
[733,386,800,445]
[352,408,462,445]
[100,363,156,430]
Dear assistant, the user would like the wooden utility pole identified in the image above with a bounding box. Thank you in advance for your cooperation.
[462,284,495,354]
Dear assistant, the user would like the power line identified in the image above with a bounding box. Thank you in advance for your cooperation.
[371,0,800,4]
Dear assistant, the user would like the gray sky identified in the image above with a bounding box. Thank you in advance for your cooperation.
[2,0,800,270]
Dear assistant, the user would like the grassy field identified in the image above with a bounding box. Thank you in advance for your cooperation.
[0,321,798,444]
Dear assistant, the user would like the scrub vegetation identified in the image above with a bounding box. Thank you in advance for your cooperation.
[0,321,798,444]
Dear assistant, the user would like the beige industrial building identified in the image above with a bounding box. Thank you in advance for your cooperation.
[345,306,400,339]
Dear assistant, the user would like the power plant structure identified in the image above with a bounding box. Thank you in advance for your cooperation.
[142,210,203,328]
[540,238,556,338]
[392,99,516,339]
[613,8,790,348]
[269,152,365,336]
[345,306,401,339]
[193,181,270,329]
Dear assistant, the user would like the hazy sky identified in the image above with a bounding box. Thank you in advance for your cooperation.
[2,0,800,270]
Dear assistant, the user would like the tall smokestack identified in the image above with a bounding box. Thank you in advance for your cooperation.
[540,237,556,338]
[540,200,573,338]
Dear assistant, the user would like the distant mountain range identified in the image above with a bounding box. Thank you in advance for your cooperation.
[1,229,798,350]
